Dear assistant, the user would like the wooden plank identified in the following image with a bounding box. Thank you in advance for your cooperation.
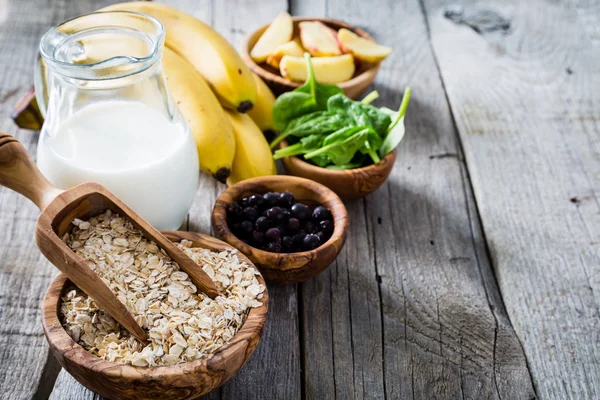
[207,2,302,400]
[0,0,119,399]
[291,0,537,398]
[421,0,600,398]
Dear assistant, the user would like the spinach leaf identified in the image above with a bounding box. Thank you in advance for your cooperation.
[379,87,411,156]
[311,154,331,167]
[271,53,343,132]
[272,134,324,160]
[270,112,345,149]
[326,94,391,136]
[272,92,319,132]
[323,126,364,146]
[305,128,371,166]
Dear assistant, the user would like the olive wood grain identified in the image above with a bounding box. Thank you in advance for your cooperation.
[279,141,397,200]
[0,133,218,343]
[43,231,268,400]
[241,17,380,99]
[212,175,348,284]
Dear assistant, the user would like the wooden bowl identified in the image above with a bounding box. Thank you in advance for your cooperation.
[242,17,380,99]
[279,143,397,200]
[42,231,268,400]
[212,176,348,284]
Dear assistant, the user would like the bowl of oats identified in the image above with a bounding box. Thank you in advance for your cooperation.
[42,211,268,400]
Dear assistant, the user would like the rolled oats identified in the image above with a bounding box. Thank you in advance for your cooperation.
[59,210,266,367]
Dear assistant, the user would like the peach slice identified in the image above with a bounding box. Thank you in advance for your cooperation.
[251,12,293,63]
[299,21,341,57]
[280,54,355,84]
[266,39,304,69]
[337,28,391,63]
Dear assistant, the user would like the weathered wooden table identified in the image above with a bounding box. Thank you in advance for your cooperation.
[1,0,598,399]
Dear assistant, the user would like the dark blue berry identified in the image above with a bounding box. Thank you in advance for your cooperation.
[266,242,283,253]
[242,206,259,222]
[312,206,332,221]
[249,194,267,208]
[279,191,295,207]
[287,218,300,233]
[265,227,282,243]
[240,221,254,236]
[263,192,280,206]
[282,236,293,251]
[255,216,273,232]
[303,234,320,250]
[266,206,285,222]
[291,203,310,220]
[319,220,334,235]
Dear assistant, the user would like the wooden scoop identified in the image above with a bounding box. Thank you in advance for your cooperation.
[0,133,219,343]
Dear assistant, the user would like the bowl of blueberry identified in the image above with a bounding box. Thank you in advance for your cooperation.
[212,175,348,284]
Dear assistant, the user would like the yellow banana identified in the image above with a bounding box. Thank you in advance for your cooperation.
[163,47,235,183]
[101,2,256,112]
[247,73,277,135]
[224,110,277,185]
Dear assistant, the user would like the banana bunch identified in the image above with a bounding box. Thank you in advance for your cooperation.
[97,2,277,184]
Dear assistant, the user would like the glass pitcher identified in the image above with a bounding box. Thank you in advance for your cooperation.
[35,11,199,230]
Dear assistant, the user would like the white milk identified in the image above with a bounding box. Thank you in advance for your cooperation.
[37,101,199,230]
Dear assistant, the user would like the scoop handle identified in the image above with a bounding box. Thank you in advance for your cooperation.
[0,133,62,210]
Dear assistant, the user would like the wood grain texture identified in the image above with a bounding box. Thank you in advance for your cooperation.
[291,0,536,398]
[242,17,379,99]
[421,0,600,398]
[212,175,348,284]
[43,231,268,400]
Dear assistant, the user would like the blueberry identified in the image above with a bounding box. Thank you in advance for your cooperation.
[291,203,310,221]
[319,220,334,235]
[303,234,320,250]
[266,242,283,253]
[266,206,285,222]
[312,206,332,222]
[242,206,259,222]
[263,192,280,206]
[226,203,243,219]
[282,208,291,221]
[252,230,265,245]
[287,218,300,233]
[304,221,317,234]
[282,236,294,251]
[239,197,250,208]
[265,227,282,243]
[317,231,327,244]
[249,194,266,208]
[240,220,254,236]
[292,232,306,248]
[231,222,242,235]
[279,191,295,208]
[255,216,273,232]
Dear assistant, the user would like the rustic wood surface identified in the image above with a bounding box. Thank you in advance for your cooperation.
[0,0,597,399]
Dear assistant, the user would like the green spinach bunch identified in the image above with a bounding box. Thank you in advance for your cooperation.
[270,53,411,170]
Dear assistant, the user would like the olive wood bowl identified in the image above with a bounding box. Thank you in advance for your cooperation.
[42,231,269,400]
[279,142,397,200]
[212,176,348,284]
[242,17,380,99]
